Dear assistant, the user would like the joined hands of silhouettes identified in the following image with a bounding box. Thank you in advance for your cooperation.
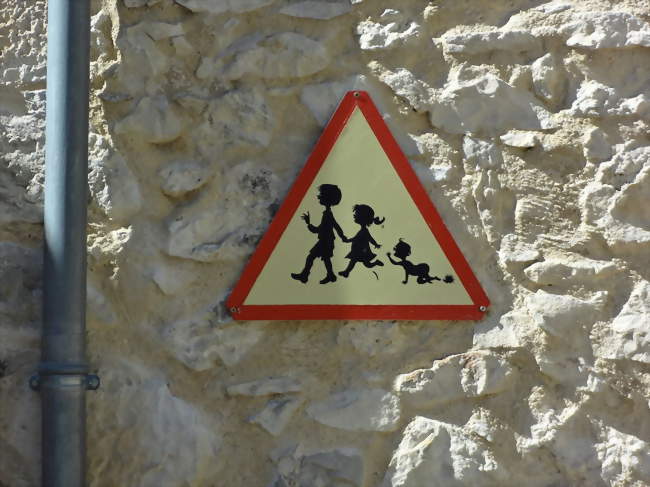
[291,185,454,285]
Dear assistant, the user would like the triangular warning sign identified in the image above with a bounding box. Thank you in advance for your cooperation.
[227,91,489,320]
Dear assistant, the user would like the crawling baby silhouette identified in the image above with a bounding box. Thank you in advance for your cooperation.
[387,239,454,285]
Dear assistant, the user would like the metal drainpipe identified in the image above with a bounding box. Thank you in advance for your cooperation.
[29,1,98,486]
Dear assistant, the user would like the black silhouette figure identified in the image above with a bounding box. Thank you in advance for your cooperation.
[339,204,385,278]
[387,239,454,285]
[291,184,347,285]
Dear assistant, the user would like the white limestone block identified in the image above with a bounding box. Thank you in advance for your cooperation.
[564,12,650,49]
[307,389,401,432]
[270,446,364,486]
[220,32,330,80]
[356,13,419,50]
[500,130,539,148]
[227,377,302,396]
[124,0,161,6]
[87,280,117,324]
[201,90,273,147]
[473,310,526,349]
[583,128,612,163]
[597,426,650,484]
[463,136,503,168]
[175,0,274,14]
[498,234,541,272]
[571,81,650,120]
[601,280,650,364]
[162,315,265,370]
[395,351,515,408]
[115,96,186,144]
[280,1,350,20]
[581,147,650,250]
[438,29,540,55]
[531,53,565,103]
[90,359,222,486]
[88,134,143,223]
[337,321,408,356]
[250,396,303,436]
[158,159,211,197]
[139,21,183,41]
[377,67,432,112]
[166,161,278,262]
[382,416,505,486]
[429,164,453,182]
[524,256,616,286]
[150,263,197,295]
[88,227,132,262]
[213,323,266,366]
[525,290,607,336]
[429,73,556,136]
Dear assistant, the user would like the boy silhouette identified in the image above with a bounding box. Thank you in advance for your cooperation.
[291,184,347,284]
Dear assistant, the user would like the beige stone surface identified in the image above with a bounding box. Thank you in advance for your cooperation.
[1,0,650,485]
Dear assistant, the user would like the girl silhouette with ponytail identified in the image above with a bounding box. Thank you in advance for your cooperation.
[339,204,385,278]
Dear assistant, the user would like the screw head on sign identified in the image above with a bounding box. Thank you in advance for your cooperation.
[353,91,360,98]
[479,306,487,312]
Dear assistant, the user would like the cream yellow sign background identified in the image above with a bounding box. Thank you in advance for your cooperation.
[245,109,473,306]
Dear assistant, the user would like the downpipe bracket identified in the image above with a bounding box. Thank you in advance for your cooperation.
[30,363,100,392]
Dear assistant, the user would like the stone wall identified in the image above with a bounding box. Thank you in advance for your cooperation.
[1,0,650,485]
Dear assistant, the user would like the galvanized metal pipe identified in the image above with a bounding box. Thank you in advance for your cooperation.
[40,1,91,486]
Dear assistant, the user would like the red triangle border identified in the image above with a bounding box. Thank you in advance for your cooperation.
[226,91,489,320]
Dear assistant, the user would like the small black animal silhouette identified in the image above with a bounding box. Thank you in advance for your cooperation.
[387,239,454,285]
